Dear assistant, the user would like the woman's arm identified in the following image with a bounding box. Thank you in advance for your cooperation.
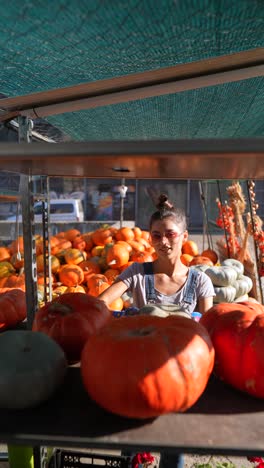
[98,280,128,307]
[197,296,213,314]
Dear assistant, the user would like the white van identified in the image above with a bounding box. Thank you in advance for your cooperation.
[8,199,84,223]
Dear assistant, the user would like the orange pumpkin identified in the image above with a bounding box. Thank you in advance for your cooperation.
[141,231,150,241]
[115,241,132,253]
[127,240,145,253]
[79,260,100,285]
[180,253,194,266]
[190,256,214,267]
[106,244,129,269]
[92,228,113,246]
[9,237,24,255]
[201,249,218,265]
[64,229,81,242]
[33,292,111,363]
[87,274,109,297]
[108,297,123,311]
[59,264,84,287]
[72,235,86,251]
[182,240,199,257]
[81,315,215,418]
[104,268,120,284]
[82,233,94,252]
[200,301,264,398]
[0,247,11,262]
[115,227,135,242]
[133,226,142,241]
[130,251,154,263]
[51,239,72,256]
[1,274,26,290]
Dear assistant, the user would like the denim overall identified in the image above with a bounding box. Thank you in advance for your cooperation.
[143,262,198,316]
[143,262,198,468]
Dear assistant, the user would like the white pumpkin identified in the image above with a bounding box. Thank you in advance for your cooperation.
[213,285,237,303]
[234,275,253,298]
[205,265,237,287]
[0,330,67,409]
[221,258,244,278]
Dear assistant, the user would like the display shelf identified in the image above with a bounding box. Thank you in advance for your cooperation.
[1,367,264,457]
[0,139,263,179]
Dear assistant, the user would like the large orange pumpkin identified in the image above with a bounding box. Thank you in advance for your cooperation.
[200,301,264,399]
[81,315,214,418]
[33,292,111,363]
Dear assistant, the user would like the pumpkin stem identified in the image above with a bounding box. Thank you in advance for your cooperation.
[49,303,72,316]
[129,326,156,337]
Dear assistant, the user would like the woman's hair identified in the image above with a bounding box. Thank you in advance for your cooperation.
[149,194,187,231]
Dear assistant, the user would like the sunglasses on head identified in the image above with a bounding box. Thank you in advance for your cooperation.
[151,231,184,242]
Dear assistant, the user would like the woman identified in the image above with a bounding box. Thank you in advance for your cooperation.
[99,193,214,316]
[99,194,215,468]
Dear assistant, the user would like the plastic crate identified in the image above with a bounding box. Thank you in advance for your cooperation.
[48,449,130,468]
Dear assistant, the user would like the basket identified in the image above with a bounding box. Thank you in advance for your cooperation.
[48,449,130,468]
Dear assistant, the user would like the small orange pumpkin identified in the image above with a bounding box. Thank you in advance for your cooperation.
[0,247,11,262]
[106,244,129,269]
[115,227,135,242]
[92,228,113,246]
[59,264,84,287]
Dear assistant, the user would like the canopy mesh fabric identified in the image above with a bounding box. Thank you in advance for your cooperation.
[47,77,264,140]
[0,0,264,140]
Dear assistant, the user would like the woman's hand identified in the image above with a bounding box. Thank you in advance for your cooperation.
[98,280,128,308]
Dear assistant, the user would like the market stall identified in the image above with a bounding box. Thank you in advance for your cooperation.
[0,1,264,467]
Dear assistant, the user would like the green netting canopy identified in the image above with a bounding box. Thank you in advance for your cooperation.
[0,0,264,141]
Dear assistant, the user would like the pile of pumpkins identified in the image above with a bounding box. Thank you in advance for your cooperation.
[0,287,264,420]
[0,229,261,417]
[0,226,253,309]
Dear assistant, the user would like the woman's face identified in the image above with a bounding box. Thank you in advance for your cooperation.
[150,217,188,258]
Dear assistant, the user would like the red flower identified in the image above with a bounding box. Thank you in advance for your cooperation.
[131,452,155,468]
[247,456,264,466]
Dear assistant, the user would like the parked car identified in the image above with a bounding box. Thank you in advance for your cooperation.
[7,199,84,223]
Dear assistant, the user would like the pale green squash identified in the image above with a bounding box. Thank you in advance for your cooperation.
[0,330,67,409]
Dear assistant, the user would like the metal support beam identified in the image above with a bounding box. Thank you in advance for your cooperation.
[0,48,263,120]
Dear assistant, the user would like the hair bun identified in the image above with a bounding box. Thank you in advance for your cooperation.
[156,194,174,211]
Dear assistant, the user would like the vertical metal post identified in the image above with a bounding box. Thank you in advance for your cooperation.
[18,116,46,468]
[40,176,52,303]
[18,116,38,328]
